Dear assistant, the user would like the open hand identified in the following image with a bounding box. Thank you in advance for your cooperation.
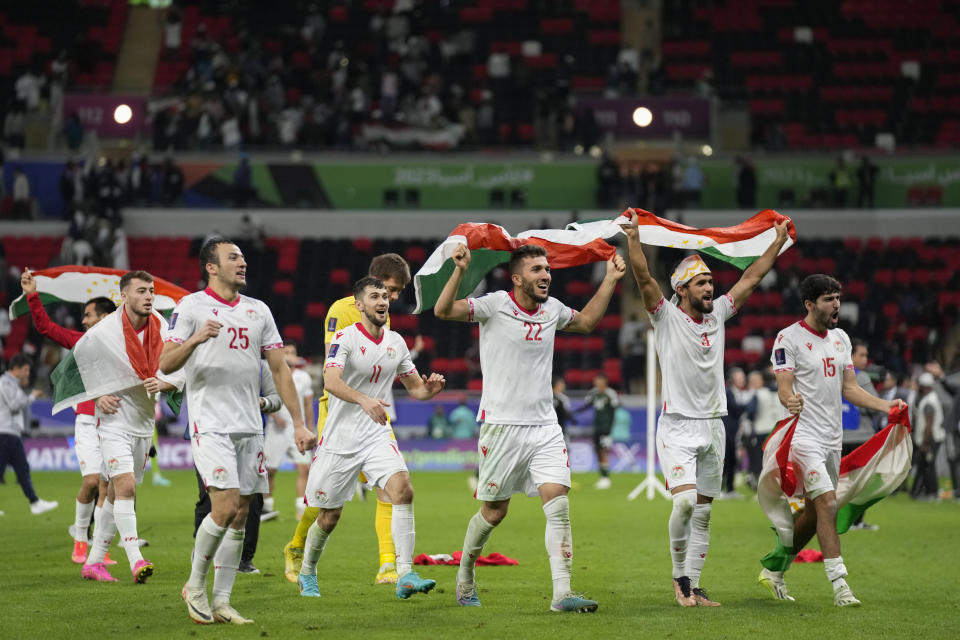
[96,395,121,415]
[422,372,446,396]
[360,396,391,425]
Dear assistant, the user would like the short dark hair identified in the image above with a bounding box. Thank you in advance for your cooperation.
[120,270,154,291]
[199,236,235,282]
[8,353,31,370]
[799,274,842,306]
[369,253,411,287]
[509,244,548,274]
[85,296,116,317]
[851,338,867,354]
[353,276,385,299]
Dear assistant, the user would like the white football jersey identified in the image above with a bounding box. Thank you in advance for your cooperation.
[271,367,314,435]
[649,293,736,419]
[469,290,576,425]
[99,317,185,437]
[323,323,416,454]
[771,320,854,450]
[165,287,283,435]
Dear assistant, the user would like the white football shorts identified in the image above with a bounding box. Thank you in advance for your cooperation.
[305,437,408,509]
[656,413,725,497]
[75,415,104,479]
[789,438,840,500]
[98,424,151,484]
[475,423,571,502]
[264,421,311,468]
[191,431,268,495]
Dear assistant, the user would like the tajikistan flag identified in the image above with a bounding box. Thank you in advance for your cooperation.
[758,407,912,571]
[8,266,188,320]
[412,209,795,313]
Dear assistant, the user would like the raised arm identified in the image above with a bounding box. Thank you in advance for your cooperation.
[564,255,626,333]
[433,243,474,322]
[727,218,790,310]
[400,371,447,401]
[619,209,666,312]
[22,268,83,348]
[842,368,903,413]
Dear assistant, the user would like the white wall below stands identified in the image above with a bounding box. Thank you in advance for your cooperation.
[2,208,958,240]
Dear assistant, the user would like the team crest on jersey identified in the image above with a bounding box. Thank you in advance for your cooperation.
[328,344,339,358]
[246,308,258,321]
[670,464,685,479]
[315,489,327,503]
[805,342,813,351]
[108,458,119,471]
[386,346,397,359]
[834,340,845,352]
[213,467,227,482]
[327,318,337,332]
[704,316,716,329]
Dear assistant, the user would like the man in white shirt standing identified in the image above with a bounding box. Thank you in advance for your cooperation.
[296,277,446,601]
[620,209,790,607]
[160,238,316,625]
[435,242,626,613]
[912,372,944,500]
[759,274,903,606]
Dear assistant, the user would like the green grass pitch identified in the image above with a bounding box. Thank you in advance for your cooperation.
[1,470,957,639]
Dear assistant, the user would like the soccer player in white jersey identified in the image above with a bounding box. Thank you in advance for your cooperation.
[263,342,315,521]
[435,243,626,613]
[160,238,317,625]
[620,209,789,607]
[296,276,446,601]
[758,274,903,607]
[81,271,183,584]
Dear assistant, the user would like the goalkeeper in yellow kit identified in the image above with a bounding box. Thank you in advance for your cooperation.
[284,253,419,585]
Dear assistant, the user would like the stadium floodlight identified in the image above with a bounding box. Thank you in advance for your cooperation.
[632,106,653,127]
[114,104,133,125]
[701,144,713,156]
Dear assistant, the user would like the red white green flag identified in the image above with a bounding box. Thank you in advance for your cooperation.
[758,407,913,570]
[8,266,189,320]
[412,209,795,313]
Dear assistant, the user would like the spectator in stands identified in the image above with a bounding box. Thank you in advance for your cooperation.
[912,373,945,500]
[63,112,84,152]
[59,161,78,219]
[12,167,31,219]
[856,156,879,208]
[233,156,255,208]
[428,405,451,439]
[159,157,184,205]
[596,152,621,209]
[128,154,153,206]
[0,353,58,515]
[682,157,705,209]
[15,68,43,112]
[164,5,182,60]
[735,157,757,209]
[4,102,26,150]
[925,361,959,498]
[830,158,852,208]
[449,397,477,440]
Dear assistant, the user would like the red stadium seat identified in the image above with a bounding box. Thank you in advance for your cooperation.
[329,268,351,286]
[283,325,305,342]
[306,302,328,319]
[273,280,294,296]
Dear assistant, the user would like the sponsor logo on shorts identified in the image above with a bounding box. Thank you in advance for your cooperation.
[212,467,227,482]
[774,348,786,366]
[807,469,820,483]
[315,489,327,503]
[670,465,685,480]
[108,458,119,471]
[327,318,338,332]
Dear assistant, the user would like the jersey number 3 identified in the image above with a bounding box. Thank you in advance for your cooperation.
[523,322,543,342]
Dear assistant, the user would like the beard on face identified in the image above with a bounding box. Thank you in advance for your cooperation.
[819,306,839,329]
[364,306,388,327]
[522,277,549,303]
[689,293,714,314]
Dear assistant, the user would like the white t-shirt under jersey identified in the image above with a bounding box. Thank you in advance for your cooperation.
[323,323,417,454]
[771,320,854,450]
[649,293,737,419]
[469,290,576,425]
[165,287,283,435]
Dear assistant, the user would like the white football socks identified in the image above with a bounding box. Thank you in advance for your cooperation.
[296,496,306,518]
[457,511,497,584]
[686,502,712,588]
[85,499,116,565]
[188,514,227,588]
[391,503,415,577]
[301,522,331,576]
[263,496,275,512]
[543,495,573,601]
[74,499,95,542]
[824,556,849,591]
[668,490,697,578]
[212,528,244,607]
[113,498,144,569]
